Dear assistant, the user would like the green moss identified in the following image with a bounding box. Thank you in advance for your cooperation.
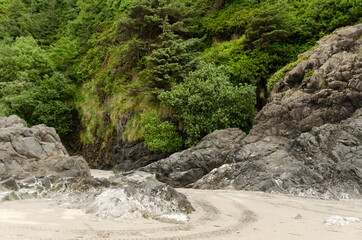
[304,70,314,79]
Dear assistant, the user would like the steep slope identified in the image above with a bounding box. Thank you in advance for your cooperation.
[143,24,362,198]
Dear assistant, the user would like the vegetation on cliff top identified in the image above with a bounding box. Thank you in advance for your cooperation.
[0,0,361,152]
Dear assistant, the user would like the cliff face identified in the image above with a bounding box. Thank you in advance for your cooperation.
[252,24,362,138]
[143,24,362,198]
[78,113,171,170]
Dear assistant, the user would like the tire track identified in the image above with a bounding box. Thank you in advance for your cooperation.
[0,192,256,240]
[3,189,360,240]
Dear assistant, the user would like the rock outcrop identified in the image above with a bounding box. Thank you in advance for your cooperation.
[57,171,194,223]
[0,115,194,221]
[143,24,362,198]
[0,115,90,184]
[252,24,362,139]
[141,128,246,187]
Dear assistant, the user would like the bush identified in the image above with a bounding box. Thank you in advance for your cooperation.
[138,109,183,152]
[159,62,256,145]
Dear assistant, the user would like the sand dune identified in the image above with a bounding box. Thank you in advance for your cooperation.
[0,188,361,240]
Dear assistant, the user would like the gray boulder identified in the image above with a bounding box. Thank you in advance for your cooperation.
[193,109,362,198]
[252,24,362,138]
[0,115,90,182]
[56,170,194,222]
[141,128,246,187]
[0,115,92,197]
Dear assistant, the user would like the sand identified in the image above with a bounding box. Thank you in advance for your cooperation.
[0,171,361,240]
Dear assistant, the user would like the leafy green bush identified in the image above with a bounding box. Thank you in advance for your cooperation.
[138,109,183,152]
[159,62,256,145]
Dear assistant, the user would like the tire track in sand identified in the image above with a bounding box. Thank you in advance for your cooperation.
[0,190,256,240]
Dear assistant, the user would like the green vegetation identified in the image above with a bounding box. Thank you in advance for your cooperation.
[0,36,75,135]
[138,109,183,152]
[0,0,361,151]
[159,62,256,146]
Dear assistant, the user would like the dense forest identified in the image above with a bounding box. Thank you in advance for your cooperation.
[0,0,361,155]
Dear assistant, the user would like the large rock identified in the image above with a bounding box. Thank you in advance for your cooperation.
[87,171,193,222]
[192,109,362,198]
[0,116,194,221]
[141,128,246,187]
[252,24,362,138]
[0,115,90,181]
[143,24,362,198]
[56,170,194,223]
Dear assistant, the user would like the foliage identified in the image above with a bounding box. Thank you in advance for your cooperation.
[201,37,258,85]
[244,2,296,49]
[137,109,183,152]
[1,0,361,152]
[141,21,201,88]
[201,0,253,39]
[296,0,362,40]
[0,0,78,45]
[0,37,75,135]
[159,62,256,146]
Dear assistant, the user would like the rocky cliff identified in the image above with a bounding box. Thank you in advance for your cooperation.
[143,24,362,199]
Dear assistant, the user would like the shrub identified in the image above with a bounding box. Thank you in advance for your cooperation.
[138,109,183,152]
[159,62,256,145]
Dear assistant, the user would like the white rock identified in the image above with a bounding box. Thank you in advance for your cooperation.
[324,216,360,226]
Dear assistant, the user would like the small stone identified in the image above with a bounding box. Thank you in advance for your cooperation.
[294,214,303,219]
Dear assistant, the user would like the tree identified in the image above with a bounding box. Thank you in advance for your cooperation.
[244,2,295,49]
[119,0,195,51]
[0,0,78,45]
[159,62,257,145]
[0,36,75,135]
[141,19,200,89]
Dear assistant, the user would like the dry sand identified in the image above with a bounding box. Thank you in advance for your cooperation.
[0,172,361,240]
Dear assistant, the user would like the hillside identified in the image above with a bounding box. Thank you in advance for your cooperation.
[144,24,362,198]
[0,0,361,168]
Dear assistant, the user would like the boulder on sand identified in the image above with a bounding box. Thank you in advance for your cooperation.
[0,115,194,221]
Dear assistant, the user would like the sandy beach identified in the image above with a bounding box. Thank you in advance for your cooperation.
[0,185,361,240]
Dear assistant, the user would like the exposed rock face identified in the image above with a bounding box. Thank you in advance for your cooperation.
[143,24,362,198]
[86,171,193,222]
[0,115,90,181]
[141,129,246,187]
[79,113,170,170]
[252,24,362,138]
[193,109,362,198]
[55,171,194,223]
[0,115,96,200]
